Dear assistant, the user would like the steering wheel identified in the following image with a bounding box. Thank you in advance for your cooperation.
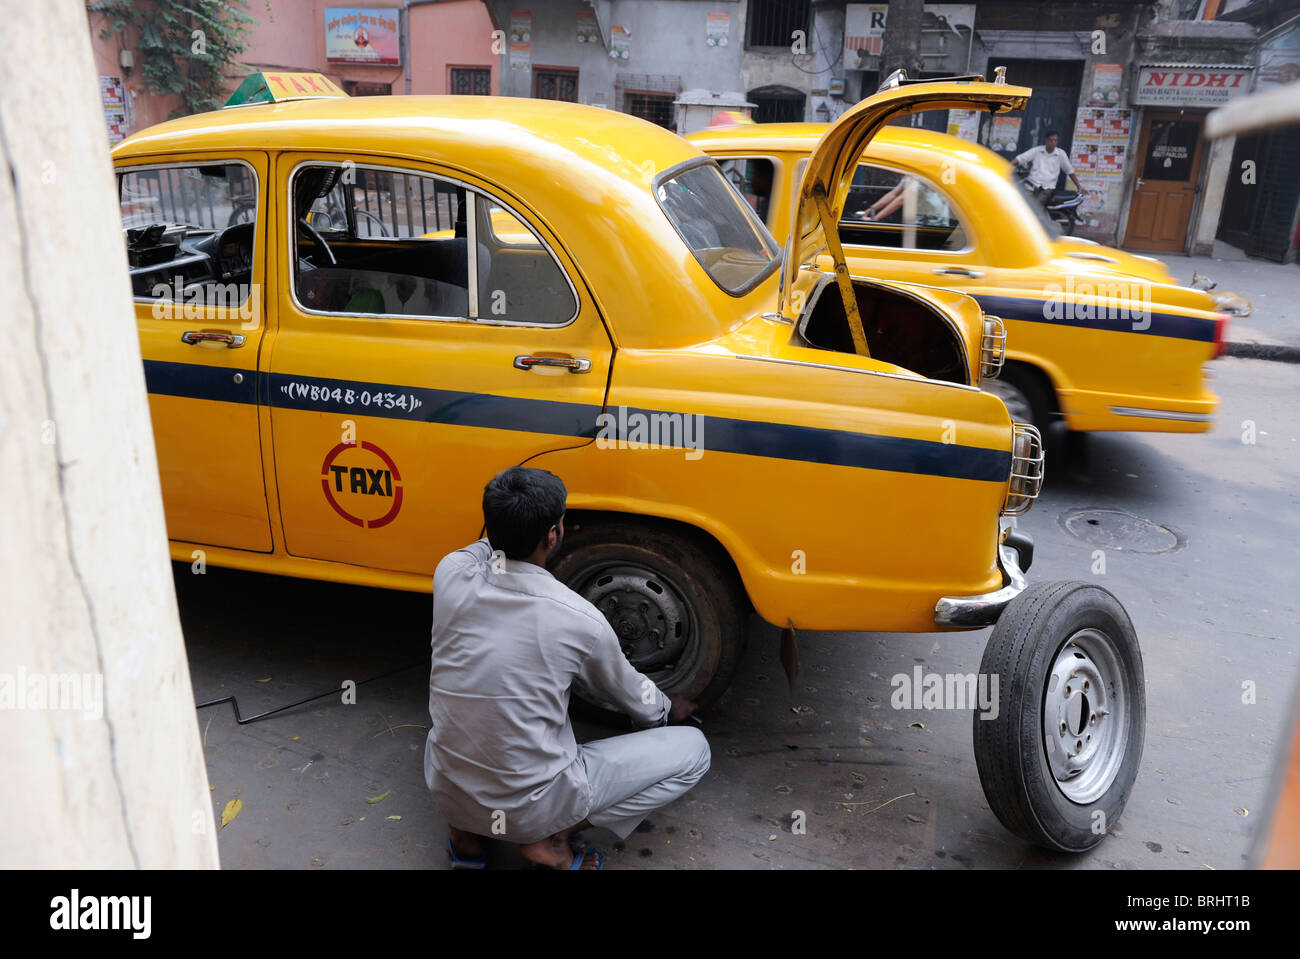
[354,209,390,237]
[212,222,255,283]
[297,217,337,266]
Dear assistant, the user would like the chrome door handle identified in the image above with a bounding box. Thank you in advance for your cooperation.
[182,330,246,348]
[513,355,591,373]
[933,267,984,278]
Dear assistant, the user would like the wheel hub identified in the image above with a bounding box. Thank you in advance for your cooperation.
[579,565,689,673]
[1043,628,1128,805]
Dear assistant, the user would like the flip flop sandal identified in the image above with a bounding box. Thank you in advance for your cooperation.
[569,843,604,871]
[446,836,487,870]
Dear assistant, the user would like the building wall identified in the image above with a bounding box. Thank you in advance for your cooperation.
[411,0,499,94]
[487,0,745,107]
[89,0,498,142]
[87,4,186,132]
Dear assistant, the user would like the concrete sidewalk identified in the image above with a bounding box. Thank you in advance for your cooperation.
[1149,242,1300,361]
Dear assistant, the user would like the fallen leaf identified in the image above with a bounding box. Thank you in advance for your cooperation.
[256,678,271,683]
[386,815,402,821]
[220,799,242,828]
[290,736,300,741]
[767,834,777,841]
[359,817,366,822]
[209,785,215,791]
[365,790,391,805]
[908,722,926,729]
[1235,807,1249,817]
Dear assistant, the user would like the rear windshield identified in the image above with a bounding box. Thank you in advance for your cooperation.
[656,162,781,294]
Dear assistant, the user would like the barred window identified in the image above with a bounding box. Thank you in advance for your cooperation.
[746,0,810,49]
[534,68,579,102]
[625,91,676,129]
[450,67,491,96]
[615,73,681,128]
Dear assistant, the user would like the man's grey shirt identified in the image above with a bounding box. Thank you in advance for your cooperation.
[424,538,670,844]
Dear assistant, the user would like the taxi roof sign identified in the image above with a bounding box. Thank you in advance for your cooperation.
[225,72,348,108]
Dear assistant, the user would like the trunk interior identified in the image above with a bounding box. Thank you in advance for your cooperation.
[797,279,970,385]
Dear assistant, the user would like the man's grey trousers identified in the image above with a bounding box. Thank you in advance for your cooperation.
[578,726,711,839]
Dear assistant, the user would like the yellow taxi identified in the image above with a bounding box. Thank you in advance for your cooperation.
[115,71,1143,851]
[689,118,1228,437]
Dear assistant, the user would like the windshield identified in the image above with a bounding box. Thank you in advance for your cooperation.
[656,161,781,294]
[1011,173,1063,241]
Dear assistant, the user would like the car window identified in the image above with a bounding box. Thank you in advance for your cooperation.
[292,163,576,324]
[656,161,781,295]
[474,197,577,325]
[292,164,470,319]
[118,162,257,307]
[717,157,776,226]
[839,164,969,253]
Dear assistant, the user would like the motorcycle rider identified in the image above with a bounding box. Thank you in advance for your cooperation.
[1015,131,1088,206]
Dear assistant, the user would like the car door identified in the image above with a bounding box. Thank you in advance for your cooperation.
[266,154,613,575]
[120,153,273,552]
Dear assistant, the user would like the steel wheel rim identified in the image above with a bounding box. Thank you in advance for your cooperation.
[567,561,700,690]
[1043,628,1129,804]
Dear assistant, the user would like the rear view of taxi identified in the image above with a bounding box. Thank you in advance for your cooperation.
[690,106,1227,441]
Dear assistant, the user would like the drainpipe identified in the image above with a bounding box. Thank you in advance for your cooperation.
[402,0,446,94]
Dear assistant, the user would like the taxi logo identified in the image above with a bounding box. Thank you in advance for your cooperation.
[320,440,403,529]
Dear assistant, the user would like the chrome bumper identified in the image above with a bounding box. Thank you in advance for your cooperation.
[933,533,1031,629]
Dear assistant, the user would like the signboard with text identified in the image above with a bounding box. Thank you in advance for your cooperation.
[1131,65,1252,107]
[325,7,401,65]
[844,4,974,68]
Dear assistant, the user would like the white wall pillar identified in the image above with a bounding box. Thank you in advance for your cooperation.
[0,0,218,868]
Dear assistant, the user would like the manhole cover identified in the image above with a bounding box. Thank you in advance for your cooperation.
[1061,509,1180,553]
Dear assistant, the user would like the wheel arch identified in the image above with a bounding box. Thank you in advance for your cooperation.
[561,507,754,616]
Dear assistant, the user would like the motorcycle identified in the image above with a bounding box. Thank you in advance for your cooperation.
[1014,166,1086,236]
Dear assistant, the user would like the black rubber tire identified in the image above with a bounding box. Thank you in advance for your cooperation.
[973,581,1145,852]
[994,363,1055,438]
[550,519,749,711]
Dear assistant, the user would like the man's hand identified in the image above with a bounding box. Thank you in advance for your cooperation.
[667,694,697,724]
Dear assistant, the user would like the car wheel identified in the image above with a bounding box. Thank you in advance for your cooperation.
[982,364,1057,439]
[983,376,1036,425]
[550,519,749,711]
[973,581,1145,852]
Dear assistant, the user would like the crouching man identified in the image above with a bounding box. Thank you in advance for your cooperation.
[424,466,710,870]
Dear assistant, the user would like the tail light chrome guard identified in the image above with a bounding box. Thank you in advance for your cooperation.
[1002,422,1044,516]
[980,315,1007,380]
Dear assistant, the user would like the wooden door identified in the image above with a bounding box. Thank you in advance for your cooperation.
[1123,112,1205,252]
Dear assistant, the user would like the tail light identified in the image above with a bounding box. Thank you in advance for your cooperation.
[980,315,1007,380]
[1003,423,1044,516]
[1213,313,1229,358]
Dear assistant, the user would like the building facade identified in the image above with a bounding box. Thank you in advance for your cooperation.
[89,0,498,138]
[91,0,1298,259]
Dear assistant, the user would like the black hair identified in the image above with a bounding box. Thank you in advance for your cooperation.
[482,467,567,560]
[1045,130,1060,139]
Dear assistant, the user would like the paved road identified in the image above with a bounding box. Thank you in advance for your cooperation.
[184,356,1298,869]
